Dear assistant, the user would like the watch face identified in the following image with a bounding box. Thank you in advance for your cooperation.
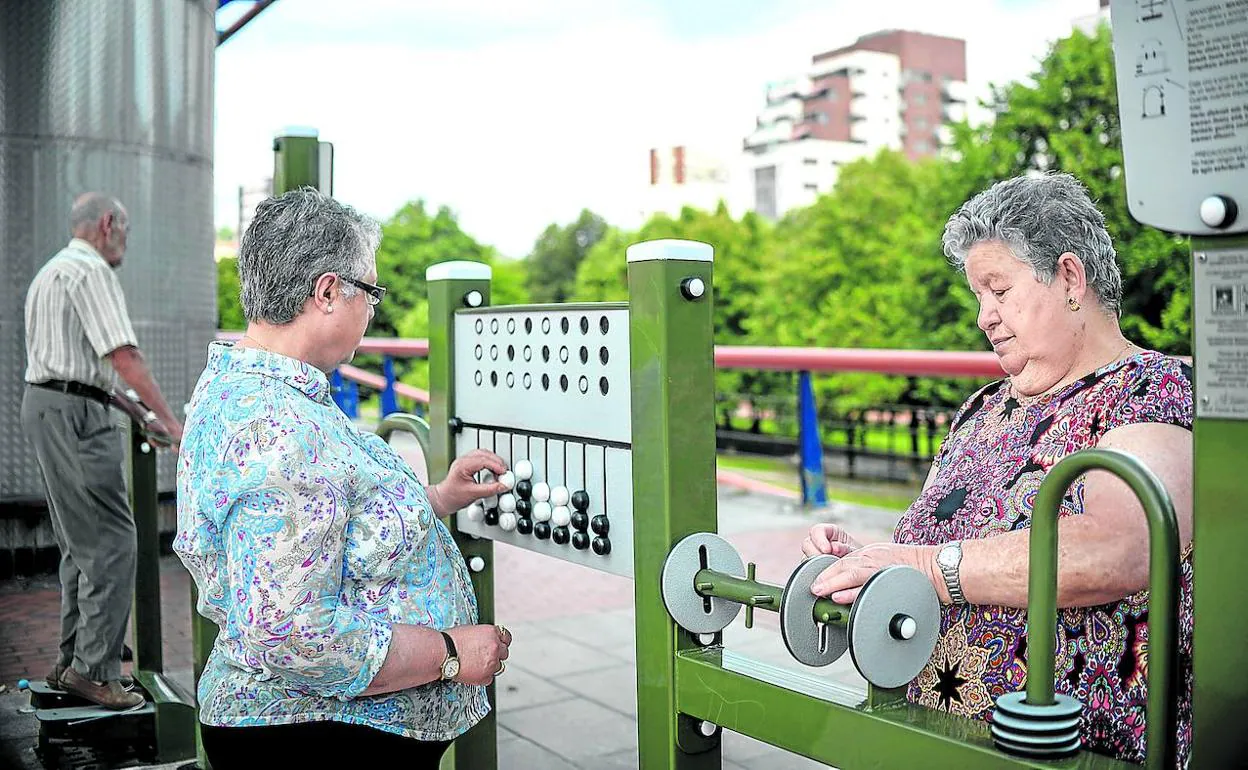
[443,659,460,680]
[938,545,958,568]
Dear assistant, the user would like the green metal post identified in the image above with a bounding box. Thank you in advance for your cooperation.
[129,425,163,675]
[272,130,328,194]
[426,262,495,770]
[1024,448,1179,770]
[1190,233,1248,767]
[628,239,720,770]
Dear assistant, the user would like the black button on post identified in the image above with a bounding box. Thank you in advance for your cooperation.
[516,498,532,517]
[534,522,552,540]
[592,537,611,556]
[517,517,533,535]
[571,531,590,550]
[484,508,499,526]
[590,515,610,536]
[570,511,589,531]
[516,480,533,499]
[571,490,590,511]
[553,527,571,545]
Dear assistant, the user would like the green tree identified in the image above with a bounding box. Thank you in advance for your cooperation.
[525,210,608,303]
[216,225,236,241]
[217,257,245,330]
[947,23,1191,353]
[372,201,499,337]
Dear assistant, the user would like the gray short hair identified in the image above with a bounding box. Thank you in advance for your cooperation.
[237,188,382,324]
[941,173,1122,315]
[69,193,123,231]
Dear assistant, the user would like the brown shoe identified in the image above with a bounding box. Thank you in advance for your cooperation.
[46,663,134,692]
[60,667,144,710]
[46,663,67,690]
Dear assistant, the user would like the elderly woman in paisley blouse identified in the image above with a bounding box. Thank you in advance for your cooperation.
[801,173,1193,767]
[175,188,513,768]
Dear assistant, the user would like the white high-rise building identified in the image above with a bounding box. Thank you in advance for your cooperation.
[743,30,968,219]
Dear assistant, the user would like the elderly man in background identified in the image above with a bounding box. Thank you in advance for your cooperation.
[21,193,184,710]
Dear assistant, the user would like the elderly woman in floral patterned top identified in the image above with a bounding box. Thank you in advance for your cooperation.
[175,188,512,768]
[801,173,1193,767]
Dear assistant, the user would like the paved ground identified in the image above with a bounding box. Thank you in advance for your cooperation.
[0,486,903,770]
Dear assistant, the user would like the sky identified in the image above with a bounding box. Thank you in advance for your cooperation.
[213,0,1099,258]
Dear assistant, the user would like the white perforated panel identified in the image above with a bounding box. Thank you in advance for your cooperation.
[453,306,631,444]
[453,305,633,577]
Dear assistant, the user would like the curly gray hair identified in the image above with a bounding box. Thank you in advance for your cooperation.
[237,187,382,324]
[941,172,1122,315]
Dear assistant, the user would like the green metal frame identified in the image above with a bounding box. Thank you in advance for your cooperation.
[128,424,196,763]
[628,247,722,769]
[426,266,496,770]
[376,413,433,464]
[1190,233,1248,767]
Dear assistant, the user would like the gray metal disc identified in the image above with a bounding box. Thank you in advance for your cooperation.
[779,555,849,667]
[661,533,744,634]
[847,566,940,688]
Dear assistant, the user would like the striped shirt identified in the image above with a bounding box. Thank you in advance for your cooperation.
[24,239,138,391]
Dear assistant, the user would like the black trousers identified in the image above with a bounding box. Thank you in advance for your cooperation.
[201,721,452,768]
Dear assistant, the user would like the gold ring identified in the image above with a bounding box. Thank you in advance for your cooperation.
[496,624,510,641]
[495,660,506,676]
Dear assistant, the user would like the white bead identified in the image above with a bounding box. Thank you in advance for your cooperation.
[465,503,485,522]
[552,505,571,528]
[498,512,518,532]
[533,482,550,502]
[514,460,533,481]
[499,471,515,490]
[532,501,553,523]
[551,486,570,507]
[499,494,516,513]
[468,556,486,572]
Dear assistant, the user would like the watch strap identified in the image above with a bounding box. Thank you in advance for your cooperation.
[940,542,967,605]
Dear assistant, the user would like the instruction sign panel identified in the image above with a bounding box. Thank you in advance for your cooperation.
[1111,0,1248,235]
[1194,248,1248,419]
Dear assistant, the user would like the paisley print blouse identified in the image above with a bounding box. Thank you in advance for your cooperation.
[174,342,488,741]
[894,350,1193,766]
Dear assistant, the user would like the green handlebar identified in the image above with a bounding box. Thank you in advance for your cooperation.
[1026,448,1179,770]
[694,568,851,626]
[376,413,434,466]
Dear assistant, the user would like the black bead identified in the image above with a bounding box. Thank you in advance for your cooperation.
[571,490,590,511]
[590,515,610,536]
[570,511,589,531]
[515,498,531,516]
[571,531,590,550]
[552,526,570,545]
[534,522,552,540]
[591,536,611,556]
[516,479,533,499]
[516,517,533,535]
[483,508,499,525]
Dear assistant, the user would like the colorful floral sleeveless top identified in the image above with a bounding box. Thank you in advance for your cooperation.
[893,350,1193,766]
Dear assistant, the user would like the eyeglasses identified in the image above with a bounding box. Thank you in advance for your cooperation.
[308,274,387,306]
[340,275,387,306]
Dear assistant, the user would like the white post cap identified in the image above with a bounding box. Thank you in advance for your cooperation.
[276,126,319,138]
[626,239,714,263]
[426,261,492,282]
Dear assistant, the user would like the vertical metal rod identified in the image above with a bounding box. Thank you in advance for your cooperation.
[129,424,162,674]
[427,266,495,770]
[1025,448,1178,770]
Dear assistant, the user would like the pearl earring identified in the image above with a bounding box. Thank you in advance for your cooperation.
[327,304,334,313]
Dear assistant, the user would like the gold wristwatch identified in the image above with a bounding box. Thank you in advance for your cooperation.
[438,631,461,681]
